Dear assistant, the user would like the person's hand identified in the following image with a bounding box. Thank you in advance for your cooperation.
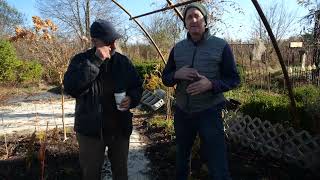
[95,45,112,60]
[119,96,131,111]
[186,75,213,95]
[174,65,199,81]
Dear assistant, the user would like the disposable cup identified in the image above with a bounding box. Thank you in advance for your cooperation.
[114,92,126,111]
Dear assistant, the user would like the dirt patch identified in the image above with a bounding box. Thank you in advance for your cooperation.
[0,121,152,180]
[0,128,80,180]
[136,116,319,180]
[134,116,175,179]
[0,90,152,180]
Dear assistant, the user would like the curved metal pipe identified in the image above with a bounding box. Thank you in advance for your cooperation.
[111,0,166,65]
[251,0,298,127]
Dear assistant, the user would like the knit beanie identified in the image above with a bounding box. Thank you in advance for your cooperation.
[183,2,208,26]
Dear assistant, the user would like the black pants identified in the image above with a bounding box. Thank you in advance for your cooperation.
[77,133,129,180]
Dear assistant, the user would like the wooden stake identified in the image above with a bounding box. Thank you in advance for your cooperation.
[59,73,67,141]
[1,116,8,159]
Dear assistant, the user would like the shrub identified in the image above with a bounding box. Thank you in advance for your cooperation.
[303,97,320,133]
[0,39,20,82]
[236,64,245,86]
[44,67,61,85]
[134,62,158,80]
[134,61,166,91]
[225,86,252,103]
[143,73,166,91]
[0,39,43,85]
[148,116,174,136]
[240,90,291,124]
[17,60,43,84]
[236,86,320,133]
[293,85,320,104]
[294,85,320,133]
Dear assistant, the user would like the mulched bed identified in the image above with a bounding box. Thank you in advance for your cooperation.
[1,111,319,180]
[0,129,80,180]
[135,115,320,180]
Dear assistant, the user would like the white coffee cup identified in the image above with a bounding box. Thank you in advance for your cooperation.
[114,92,126,111]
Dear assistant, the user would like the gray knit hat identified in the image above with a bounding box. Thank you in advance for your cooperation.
[183,2,208,26]
[90,19,122,45]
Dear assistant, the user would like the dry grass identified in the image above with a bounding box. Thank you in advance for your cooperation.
[0,87,21,105]
[0,84,50,106]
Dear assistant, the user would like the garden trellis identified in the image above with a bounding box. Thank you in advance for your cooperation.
[224,111,320,172]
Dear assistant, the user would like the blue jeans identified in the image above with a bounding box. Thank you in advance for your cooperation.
[174,105,231,180]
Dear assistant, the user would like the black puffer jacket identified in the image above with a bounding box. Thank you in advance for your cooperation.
[63,48,143,138]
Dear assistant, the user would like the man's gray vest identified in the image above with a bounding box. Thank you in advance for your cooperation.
[174,31,226,113]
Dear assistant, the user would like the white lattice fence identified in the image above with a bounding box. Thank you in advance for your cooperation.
[223,111,320,170]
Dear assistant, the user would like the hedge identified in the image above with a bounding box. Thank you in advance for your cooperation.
[134,62,158,80]
[240,90,291,124]
[0,39,43,85]
[238,86,320,133]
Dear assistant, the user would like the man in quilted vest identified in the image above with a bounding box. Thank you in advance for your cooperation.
[162,2,240,180]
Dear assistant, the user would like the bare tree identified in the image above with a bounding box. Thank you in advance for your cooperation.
[298,0,320,66]
[117,23,138,52]
[136,0,242,53]
[248,0,299,70]
[252,0,299,42]
[0,0,24,36]
[174,0,243,35]
[298,0,320,32]
[35,0,121,41]
[145,13,183,55]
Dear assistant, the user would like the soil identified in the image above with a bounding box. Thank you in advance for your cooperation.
[0,88,152,180]
[0,87,319,180]
[134,116,320,180]
[0,86,81,180]
[0,112,319,180]
[0,116,152,180]
[0,129,80,180]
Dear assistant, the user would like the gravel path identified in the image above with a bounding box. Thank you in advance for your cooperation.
[0,92,151,179]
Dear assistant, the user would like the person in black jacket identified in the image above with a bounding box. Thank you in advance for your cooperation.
[63,19,143,180]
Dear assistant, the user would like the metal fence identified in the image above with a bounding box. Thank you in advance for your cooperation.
[241,66,320,90]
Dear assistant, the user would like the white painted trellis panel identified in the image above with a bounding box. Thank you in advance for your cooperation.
[223,111,320,170]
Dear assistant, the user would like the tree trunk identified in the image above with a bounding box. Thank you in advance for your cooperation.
[314,10,320,67]
[75,0,84,37]
[85,0,90,38]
